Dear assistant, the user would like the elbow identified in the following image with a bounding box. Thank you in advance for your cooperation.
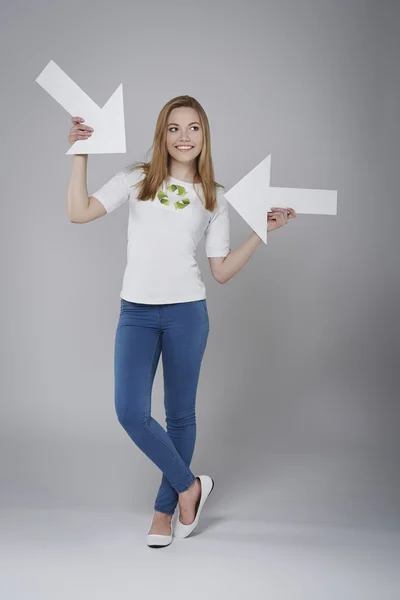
[68,210,77,223]
[216,272,227,284]
[214,257,230,284]
[68,213,83,224]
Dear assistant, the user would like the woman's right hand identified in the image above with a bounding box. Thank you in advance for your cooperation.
[68,116,94,145]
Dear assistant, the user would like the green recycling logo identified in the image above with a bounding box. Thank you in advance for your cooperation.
[157,183,191,210]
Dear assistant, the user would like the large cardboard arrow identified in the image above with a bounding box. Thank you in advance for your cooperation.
[35,60,126,154]
[224,154,337,243]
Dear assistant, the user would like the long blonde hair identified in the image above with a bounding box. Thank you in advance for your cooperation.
[126,95,223,212]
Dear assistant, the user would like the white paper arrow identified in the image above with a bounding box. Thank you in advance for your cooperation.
[35,60,126,154]
[224,154,337,244]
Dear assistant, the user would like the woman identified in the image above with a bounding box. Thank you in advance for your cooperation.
[67,95,296,548]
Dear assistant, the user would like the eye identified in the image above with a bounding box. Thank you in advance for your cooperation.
[168,126,200,132]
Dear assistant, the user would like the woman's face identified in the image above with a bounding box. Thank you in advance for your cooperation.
[166,106,203,165]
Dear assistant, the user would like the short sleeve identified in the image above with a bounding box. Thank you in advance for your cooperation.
[204,188,231,257]
[90,167,129,214]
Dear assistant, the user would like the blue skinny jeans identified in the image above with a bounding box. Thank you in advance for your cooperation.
[114,297,209,515]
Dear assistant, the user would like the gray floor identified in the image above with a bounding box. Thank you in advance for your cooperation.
[1,509,399,599]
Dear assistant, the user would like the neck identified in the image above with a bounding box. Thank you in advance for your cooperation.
[168,157,197,183]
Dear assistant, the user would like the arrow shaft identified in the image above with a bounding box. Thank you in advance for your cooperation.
[36,60,100,117]
[268,188,337,214]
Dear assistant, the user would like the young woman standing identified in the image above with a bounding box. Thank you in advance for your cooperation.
[67,95,296,548]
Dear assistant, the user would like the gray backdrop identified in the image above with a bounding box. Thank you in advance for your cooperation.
[1,0,399,530]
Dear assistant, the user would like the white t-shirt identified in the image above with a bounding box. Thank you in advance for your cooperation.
[91,166,231,304]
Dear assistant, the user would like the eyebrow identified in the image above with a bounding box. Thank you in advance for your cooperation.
[167,121,200,127]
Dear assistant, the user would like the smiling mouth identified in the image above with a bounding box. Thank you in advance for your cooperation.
[175,145,194,151]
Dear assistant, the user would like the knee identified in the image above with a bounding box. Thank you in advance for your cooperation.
[166,408,196,431]
[115,401,147,438]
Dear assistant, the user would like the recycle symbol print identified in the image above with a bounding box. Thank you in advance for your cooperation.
[157,184,191,210]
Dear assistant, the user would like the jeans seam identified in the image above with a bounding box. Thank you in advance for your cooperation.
[142,331,194,492]
[202,299,209,326]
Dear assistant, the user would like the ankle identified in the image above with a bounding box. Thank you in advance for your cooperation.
[154,510,172,520]
[179,477,199,499]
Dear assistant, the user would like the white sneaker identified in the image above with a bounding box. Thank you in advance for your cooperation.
[147,521,173,548]
[173,475,214,539]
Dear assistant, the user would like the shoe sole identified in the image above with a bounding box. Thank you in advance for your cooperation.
[147,541,172,548]
[147,526,173,548]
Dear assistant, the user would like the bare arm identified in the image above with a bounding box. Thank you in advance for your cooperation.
[209,231,262,284]
[67,154,106,223]
[209,207,296,283]
[68,154,88,222]
[67,117,107,224]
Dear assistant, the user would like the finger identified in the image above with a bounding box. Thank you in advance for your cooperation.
[76,124,94,132]
[71,118,94,133]
[271,207,291,222]
[270,210,286,221]
[277,208,289,221]
[74,128,93,137]
[270,207,287,213]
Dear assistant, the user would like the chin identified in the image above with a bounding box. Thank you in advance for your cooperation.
[172,153,194,162]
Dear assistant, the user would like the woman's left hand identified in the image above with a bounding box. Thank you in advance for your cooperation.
[267,207,296,232]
